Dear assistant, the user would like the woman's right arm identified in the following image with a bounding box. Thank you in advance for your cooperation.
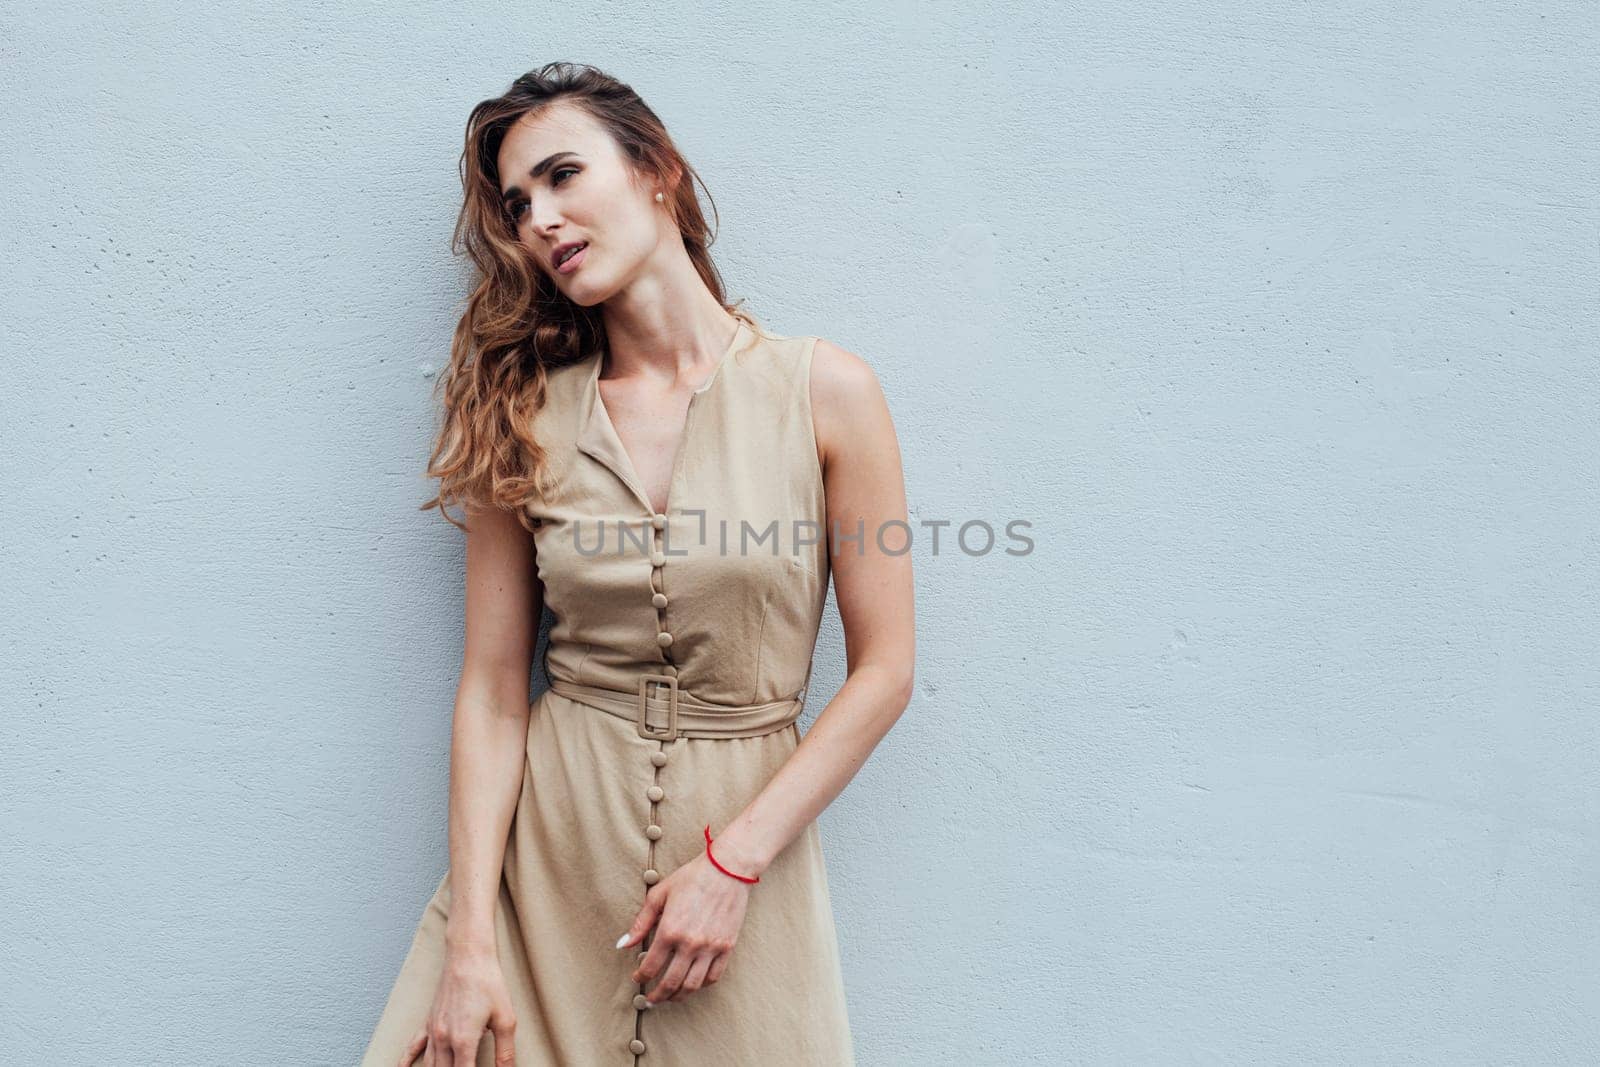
[443,501,543,953]
[402,501,542,1066]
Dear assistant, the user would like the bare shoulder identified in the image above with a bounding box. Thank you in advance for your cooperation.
[808,337,897,467]
[809,336,882,407]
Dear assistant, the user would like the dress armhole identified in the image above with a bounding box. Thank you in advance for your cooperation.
[801,336,826,486]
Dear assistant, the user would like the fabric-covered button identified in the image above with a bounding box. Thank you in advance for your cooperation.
[633,994,650,1010]
[630,1038,647,1054]
[643,868,660,885]
[650,751,668,767]
[638,950,648,962]
[645,824,662,840]
[650,552,666,567]
[656,632,673,647]
[646,785,664,802]
[652,593,668,609]
[663,664,678,677]
[651,514,667,530]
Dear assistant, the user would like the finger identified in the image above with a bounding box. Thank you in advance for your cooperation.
[490,1009,518,1067]
[632,930,674,987]
[618,887,666,950]
[400,1028,427,1067]
[669,953,713,1001]
[431,1029,453,1067]
[649,948,693,1003]
[706,952,730,985]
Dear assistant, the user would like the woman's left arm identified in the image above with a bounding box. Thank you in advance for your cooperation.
[709,337,917,874]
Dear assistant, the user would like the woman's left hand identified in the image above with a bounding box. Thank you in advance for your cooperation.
[616,849,752,1003]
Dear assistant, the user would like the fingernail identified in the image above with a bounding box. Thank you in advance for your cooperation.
[615,933,632,949]
[643,1000,655,1008]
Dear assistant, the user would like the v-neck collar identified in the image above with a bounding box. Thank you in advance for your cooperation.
[575,319,747,516]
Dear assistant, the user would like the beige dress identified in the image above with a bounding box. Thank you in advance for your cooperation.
[361,319,855,1066]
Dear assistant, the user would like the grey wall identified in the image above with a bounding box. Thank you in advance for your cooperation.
[3,3,1597,1063]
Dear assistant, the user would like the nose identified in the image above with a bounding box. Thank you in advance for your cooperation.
[528,192,564,238]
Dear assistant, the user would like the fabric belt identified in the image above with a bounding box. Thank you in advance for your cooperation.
[548,673,806,742]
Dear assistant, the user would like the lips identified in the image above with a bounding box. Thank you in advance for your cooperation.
[552,241,588,273]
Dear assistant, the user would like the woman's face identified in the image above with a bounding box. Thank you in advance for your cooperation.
[496,102,668,307]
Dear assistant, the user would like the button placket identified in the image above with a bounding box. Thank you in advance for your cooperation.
[635,511,678,1060]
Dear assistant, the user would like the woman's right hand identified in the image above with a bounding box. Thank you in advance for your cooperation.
[398,946,518,1067]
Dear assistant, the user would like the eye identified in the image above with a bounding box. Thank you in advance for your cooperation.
[505,165,577,225]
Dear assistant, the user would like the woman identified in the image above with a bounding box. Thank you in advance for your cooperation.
[362,62,915,1067]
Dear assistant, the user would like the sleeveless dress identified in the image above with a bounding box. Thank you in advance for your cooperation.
[361,319,855,1066]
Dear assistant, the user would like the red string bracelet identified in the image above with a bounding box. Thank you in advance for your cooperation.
[704,824,760,884]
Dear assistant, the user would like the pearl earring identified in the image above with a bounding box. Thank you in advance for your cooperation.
[654,191,664,202]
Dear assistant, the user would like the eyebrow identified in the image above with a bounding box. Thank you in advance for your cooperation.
[501,151,578,203]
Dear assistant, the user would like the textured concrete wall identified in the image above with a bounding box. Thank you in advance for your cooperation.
[3,3,1597,1063]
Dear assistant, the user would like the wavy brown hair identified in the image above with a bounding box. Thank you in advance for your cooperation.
[419,61,756,533]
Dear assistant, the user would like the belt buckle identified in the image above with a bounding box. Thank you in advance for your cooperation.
[637,673,680,742]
